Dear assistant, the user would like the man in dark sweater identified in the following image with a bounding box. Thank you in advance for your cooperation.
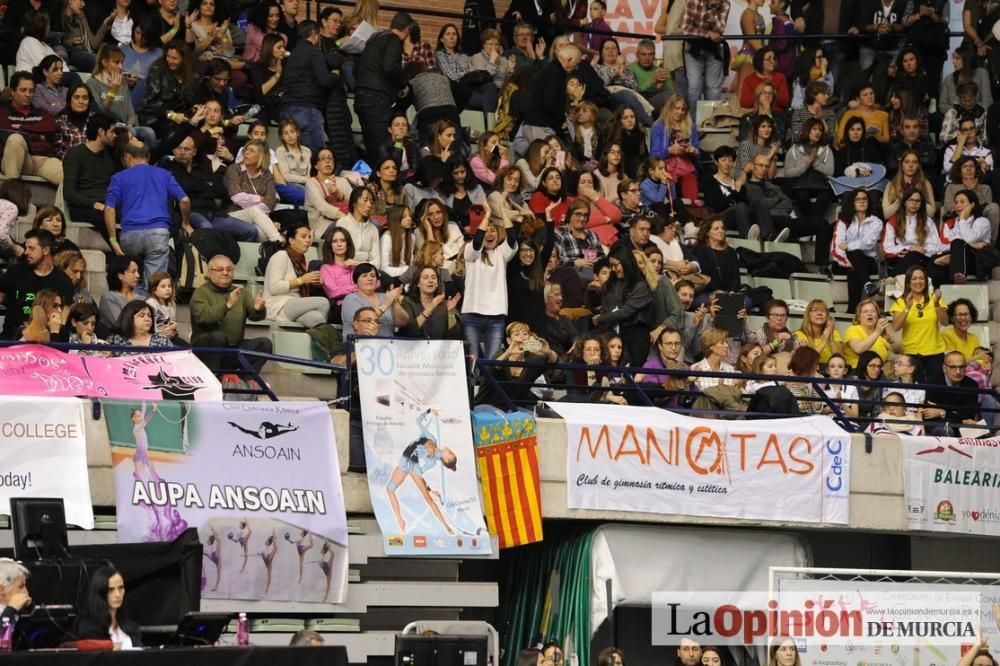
[0,229,74,339]
[925,351,982,435]
[62,113,117,235]
[280,21,337,153]
[164,135,258,241]
[354,12,415,160]
[190,254,271,372]
[887,115,937,177]
[0,71,62,185]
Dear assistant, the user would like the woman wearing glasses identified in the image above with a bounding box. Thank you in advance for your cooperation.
[890,264,949,384]
[842,297,900,370]
[854,350,886,418]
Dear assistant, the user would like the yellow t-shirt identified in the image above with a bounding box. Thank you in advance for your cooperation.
[843,324,890,368]
[941,327,981,361]
[889,296,947,356]
[794,328,844,365]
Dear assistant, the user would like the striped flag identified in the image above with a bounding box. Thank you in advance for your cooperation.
[473,410,543,549]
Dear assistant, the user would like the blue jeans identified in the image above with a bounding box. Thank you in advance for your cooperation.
[279,105,326,154]
[276,183,306,206]
[190,211,258,241]
[683,46,724,107]
[120,227,170,298]
[608,90,653,126]
[462,313,505,361]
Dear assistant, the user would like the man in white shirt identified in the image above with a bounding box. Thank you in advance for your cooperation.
[943,118,994,173]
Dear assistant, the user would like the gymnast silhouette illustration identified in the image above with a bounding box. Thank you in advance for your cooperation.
[259,530,279,595]
[319,540,335,602]
[203,527,222,591]
[284,529,315,583]
[385,409,457,534]
[227,421,299,440]
[227,520,252,572]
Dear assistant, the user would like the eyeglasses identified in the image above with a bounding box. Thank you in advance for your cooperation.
[571,211,588,218]
[210,267,234,273]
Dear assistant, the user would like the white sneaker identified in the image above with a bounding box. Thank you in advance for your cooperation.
[773,228,791,243]
[747,224,760,240]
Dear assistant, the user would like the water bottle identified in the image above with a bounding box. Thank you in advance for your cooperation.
[236,612,249,647]
[0,616,12,652]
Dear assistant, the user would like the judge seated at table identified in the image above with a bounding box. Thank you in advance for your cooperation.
[0,559,31,628]
[77,566,143,649]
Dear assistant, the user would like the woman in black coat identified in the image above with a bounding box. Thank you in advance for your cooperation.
[593,242,652,366]
[76,566,143,649]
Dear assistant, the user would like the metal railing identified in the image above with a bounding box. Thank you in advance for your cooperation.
[473,357,1000,435]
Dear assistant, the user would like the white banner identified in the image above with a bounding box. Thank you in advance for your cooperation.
[355,339,492,556]
[904,435,1000,535]
[550,404,850,524]
[0,396,93,529]
[108,401,348,602]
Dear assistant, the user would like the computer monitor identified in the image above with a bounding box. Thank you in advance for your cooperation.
[10,498,68,562]
[395,634,490,666]
[14,605,76,650]
[165,612,233,647]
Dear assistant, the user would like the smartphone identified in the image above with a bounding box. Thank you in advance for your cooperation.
[522,337,543,353]
[555,150,566,169]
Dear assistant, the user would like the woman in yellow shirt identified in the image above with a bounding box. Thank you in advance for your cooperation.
[889,265,949,384]
[941,298,981,360]
[794,299,843,367]
[843,297,901,369]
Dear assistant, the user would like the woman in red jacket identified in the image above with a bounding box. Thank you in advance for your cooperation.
[739,47,790,112]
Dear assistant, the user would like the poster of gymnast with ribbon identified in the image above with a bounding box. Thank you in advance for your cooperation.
[355,338,492,556]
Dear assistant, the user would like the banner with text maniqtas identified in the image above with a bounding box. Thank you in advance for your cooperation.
[549,403,850,524]
[904,435,1000,535]
[0,396,92,529]
[106,400,348,603]
[356,338,492,556]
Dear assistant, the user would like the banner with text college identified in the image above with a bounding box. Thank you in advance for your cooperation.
[550,404,851,524]
[0,396,93,529]
[106,400,347,602]
[904,435,1000,535]
[356,338,492,556]
[0,344,222,401]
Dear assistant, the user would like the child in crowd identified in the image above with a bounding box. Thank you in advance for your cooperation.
[146,272,187,346]
[638,157,675,209]
[868,392,924,436]
[585,0,612,54]
[745,353,778,394]
[275,119,311,207]
[940,82,987,144]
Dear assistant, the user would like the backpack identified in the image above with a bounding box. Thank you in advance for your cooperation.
[256,240,285,277]
[177,229,241,301]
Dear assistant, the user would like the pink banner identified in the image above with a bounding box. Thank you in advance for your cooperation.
[0,345,222,401]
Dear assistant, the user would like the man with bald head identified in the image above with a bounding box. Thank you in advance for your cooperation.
[925,351,982,434]
[190,254,272,372]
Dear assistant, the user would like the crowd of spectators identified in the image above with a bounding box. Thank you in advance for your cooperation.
[0,0,995,430]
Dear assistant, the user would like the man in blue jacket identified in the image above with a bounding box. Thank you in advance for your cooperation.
[105,142,192,297]
[280,21,337,153]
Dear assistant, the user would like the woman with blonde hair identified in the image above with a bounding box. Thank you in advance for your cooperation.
[223,139,283,242]
[794,299,843,367]
[650,94,699,203]
[55,250,93,304]
[843,297,900,368]
[21,289,67,342]
[87,44,155,145]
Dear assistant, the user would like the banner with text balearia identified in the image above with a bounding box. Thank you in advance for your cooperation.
[550,403,850,524]
[904,435,1000,536]
[355,338,492,556]
[0,344,222,401]
[0,396,93,529]
[106,400,347,603]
